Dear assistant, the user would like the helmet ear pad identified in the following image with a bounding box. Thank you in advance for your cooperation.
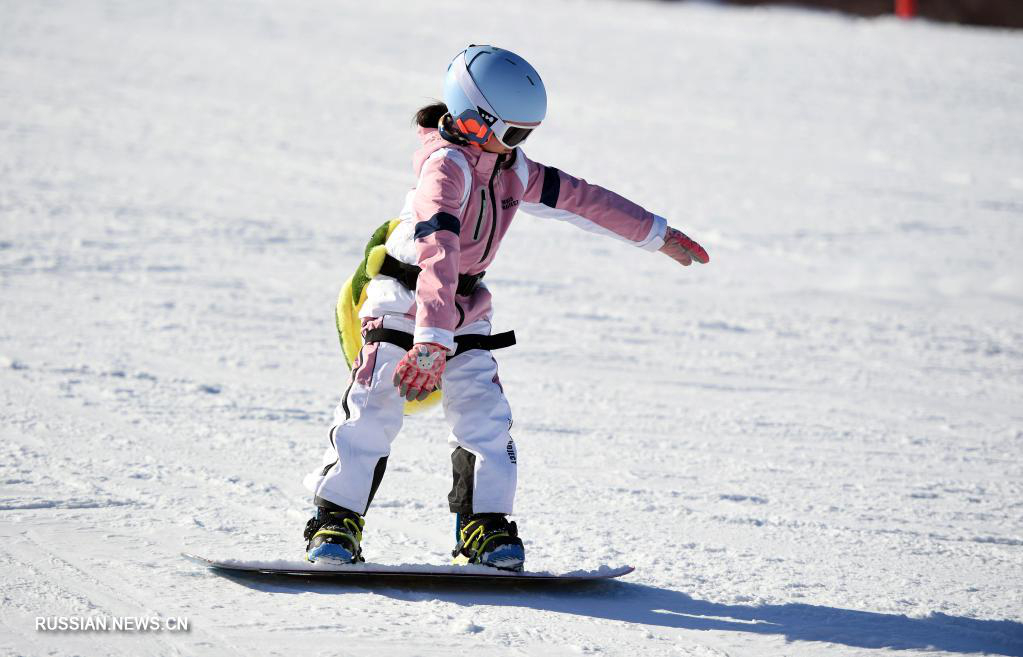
[450,108,493,145]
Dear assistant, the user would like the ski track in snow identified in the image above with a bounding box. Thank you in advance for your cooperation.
[1,1,1022,656]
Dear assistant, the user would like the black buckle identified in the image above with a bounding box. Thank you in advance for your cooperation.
[456,271,485,296]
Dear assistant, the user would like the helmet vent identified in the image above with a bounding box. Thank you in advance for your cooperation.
[505,58,517,65]
[526,75,535,86]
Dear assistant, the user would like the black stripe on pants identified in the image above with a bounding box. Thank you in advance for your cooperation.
[447,447,476,515]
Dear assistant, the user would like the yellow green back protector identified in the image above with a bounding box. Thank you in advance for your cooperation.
[335,219,442,415]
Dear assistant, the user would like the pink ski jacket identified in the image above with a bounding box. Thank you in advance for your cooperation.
[360,127,667,352]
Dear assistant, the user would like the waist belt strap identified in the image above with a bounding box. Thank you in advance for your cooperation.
[452,331,516,355]
[379,253,485,297]
[364,327,516,358]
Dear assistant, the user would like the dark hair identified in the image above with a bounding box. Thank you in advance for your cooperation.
[413,101,448,128]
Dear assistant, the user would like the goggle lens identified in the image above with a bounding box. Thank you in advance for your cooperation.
[499,126,533,147]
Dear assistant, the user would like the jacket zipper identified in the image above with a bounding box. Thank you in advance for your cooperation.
[472,190,485,240]
[478,155,503,264]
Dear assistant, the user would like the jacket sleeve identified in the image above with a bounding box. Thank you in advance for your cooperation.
[519,156,667,251]
[410,151,469,353]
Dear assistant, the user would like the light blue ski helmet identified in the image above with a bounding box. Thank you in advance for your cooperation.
[443,45,547,148]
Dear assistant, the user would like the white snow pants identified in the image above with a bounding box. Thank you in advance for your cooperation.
[303,315,517,516]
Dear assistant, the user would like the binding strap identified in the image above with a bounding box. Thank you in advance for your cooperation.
[364,327,516,358]
[379,253,485,297]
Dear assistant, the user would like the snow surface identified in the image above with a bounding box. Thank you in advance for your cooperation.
[1,1,1022,656]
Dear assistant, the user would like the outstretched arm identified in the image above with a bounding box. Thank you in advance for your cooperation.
[519,157,709,267]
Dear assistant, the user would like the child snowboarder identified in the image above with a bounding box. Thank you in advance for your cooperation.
[303,45,709,571]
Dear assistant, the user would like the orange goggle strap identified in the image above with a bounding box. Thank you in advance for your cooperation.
[452,109,493,145]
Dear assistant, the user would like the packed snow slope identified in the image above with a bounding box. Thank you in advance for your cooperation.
[1,1,1022,656]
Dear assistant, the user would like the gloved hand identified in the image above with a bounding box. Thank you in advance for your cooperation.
[659,226,710,266]
[392,342,447,401]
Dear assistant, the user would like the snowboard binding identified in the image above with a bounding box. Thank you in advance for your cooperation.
[452,513,525,572]
[304,507,365,565]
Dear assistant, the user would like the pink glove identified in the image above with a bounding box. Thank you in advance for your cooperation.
[659,226,710,266]
[392,342,447,401]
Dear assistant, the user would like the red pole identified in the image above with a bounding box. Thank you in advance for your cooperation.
[895,0,917,18]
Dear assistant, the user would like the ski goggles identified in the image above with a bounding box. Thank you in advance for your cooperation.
[450,58,540,148]
[452,109,538,148]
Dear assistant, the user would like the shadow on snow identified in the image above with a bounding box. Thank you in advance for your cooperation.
[214,572,1023,655]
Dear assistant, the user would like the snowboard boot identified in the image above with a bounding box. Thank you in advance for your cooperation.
[304,506,365,564]
[451,513,525,572]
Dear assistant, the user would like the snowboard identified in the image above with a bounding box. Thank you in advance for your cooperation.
[183,553,633,583]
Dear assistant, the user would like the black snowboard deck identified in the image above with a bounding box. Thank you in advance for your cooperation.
[183,553,634,583]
